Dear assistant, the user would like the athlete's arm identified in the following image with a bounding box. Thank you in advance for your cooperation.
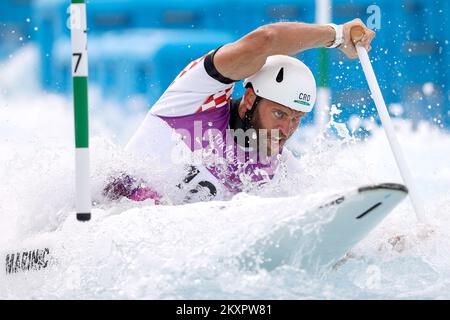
[214,19,375,81]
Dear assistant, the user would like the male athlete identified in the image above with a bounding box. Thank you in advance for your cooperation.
[104,19,375,204]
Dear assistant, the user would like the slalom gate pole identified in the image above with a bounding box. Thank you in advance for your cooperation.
[315,0,332,132]
[350,26,427,223]
[70,0,91,222]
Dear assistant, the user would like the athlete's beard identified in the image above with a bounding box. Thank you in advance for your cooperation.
[250,112,287,157]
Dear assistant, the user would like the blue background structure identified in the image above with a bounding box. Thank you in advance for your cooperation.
[1,0,448,130]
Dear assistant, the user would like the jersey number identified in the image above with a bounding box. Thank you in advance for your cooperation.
[178,166,217,203]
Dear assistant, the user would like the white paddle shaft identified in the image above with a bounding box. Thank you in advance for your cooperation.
[355,44,427,223]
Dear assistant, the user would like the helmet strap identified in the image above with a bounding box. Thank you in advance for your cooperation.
[242,96,262,131]
[240,96,262,149]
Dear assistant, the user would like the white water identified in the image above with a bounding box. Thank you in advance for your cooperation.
[1,46,450,299]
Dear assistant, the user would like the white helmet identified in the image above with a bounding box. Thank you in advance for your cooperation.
[243,55,316,112]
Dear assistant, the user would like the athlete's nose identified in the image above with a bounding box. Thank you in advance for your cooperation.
[278,120,290,138]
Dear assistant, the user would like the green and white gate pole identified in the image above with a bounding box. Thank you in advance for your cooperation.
[70,0,91,222]
[315,0,332,132]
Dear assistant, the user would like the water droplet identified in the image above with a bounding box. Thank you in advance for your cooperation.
[422,82,434,96]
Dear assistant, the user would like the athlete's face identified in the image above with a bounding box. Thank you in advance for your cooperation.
[252,99,304,155]
[240,88,305,156]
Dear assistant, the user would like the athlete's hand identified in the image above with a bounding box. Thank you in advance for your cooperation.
[339,18,376,59]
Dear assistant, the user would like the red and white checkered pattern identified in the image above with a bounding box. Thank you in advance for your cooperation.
[196,85,234,113]
[170,53,234,113]
[151,51,237,117]
[170,54,207,87]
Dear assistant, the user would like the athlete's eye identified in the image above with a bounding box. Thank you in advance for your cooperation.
[273,110,284,119]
